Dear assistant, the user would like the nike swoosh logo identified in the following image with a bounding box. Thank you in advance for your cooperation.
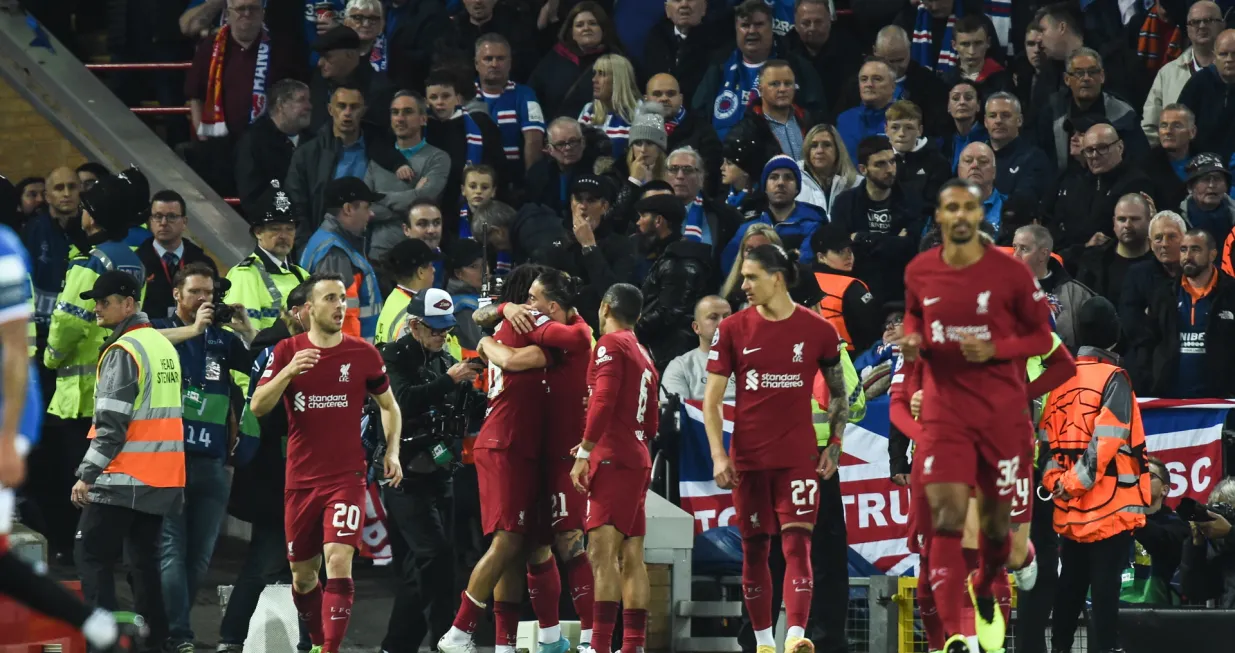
[330,616,347,620]
[923,297,941,306]
[552,518,565,526]
[794,587,811,592]
[795,509,812,515]
[337,531,355,536]
[742,347,761,354]
[1009,167,1020,173]
[1010,508,1028,517]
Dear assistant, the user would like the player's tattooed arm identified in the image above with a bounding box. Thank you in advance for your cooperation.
[473,302,502,327]
[822,361,850,446]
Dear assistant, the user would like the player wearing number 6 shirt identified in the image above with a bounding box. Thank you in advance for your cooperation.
[898,180,1057,653]
[568,283,659,653]
[704,244,850,653]
[250,273,403,653]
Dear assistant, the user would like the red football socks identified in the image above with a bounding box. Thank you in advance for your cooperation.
[527,558,562,628]
[493,601,521,649]
[565,553,595,630]
[926,530,966,638]
[976,530,1012,596]
[740,536,775,631]
[781,528,814,632]
[916,553,945,652]
[322,578,354,653]
[622,608,648,651]
[291,584,324,646]
[591,600,620,653]
[452,590,486,634]
[1013,539,1036,570]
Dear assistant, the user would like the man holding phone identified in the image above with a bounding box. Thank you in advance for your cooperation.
[378,287,486,653]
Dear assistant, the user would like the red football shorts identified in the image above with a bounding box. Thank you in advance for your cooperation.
[545,457,586,534]
[475,448,540,536]
[732,465,821,538]
[283,482,366,562]
[585,463,651,537]
[916,420,1034,505]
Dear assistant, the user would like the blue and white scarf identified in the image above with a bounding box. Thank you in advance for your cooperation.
[683,195,712,244]
[986,0,1012,56]
[579,102,631,160]
[478,80,523,162]
[912,2,960,74]
[711,49,768,139]
[725,188,747,208]
[456,107,485,165]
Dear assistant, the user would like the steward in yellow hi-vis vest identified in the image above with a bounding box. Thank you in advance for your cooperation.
[809,225,882,352]
[73,270,185,639]
[374,238,439,346]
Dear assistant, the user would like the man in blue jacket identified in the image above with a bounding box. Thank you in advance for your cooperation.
[985,92,1053,202]
[836,59,896,165]
[719,156,824,272]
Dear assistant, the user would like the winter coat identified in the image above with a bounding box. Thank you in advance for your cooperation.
[1036,90,1149,171]
[636,236,716,371]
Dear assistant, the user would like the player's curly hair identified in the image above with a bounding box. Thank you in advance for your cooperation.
[500,264,548,304]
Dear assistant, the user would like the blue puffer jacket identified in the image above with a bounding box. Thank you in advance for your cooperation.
[720,201,826,273]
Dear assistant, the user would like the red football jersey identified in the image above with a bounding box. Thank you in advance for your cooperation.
[538,315,595,456]
[582,330,658,469]
[706,304,842,471]
[258,333,390,490]
[903,245,1054,430]
[474,316,549,458]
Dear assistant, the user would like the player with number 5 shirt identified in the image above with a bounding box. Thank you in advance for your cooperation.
[704,245,850,653]
[250,273,403,653]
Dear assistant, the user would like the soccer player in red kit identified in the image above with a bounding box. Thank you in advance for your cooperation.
[250,273,404,653]
[704,245,851,653]
[441,267,592,653]
[569,283,658,653]
[471,269,595,653]
[899,180,1056,653]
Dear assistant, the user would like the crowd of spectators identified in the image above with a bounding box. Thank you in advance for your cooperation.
[11,0,1235,649]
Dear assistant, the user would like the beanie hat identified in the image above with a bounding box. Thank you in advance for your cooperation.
[724,136,775,180]
[628,101,668,151]
[1076,296,1121,349]
[761,154,802,190]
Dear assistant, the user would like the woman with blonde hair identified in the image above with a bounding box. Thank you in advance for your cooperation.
[720,223,784,309]
[578,54,641,159]
[798,124,862,216]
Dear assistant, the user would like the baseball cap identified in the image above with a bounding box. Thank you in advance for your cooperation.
[325,177,384,209]
[810,222,853,255]
[79,270,142,302]
[409,287,457,330]
[1186,152,1230,184]
[313,25,361,53]
[570,174,616,204]
[445,238,485,273]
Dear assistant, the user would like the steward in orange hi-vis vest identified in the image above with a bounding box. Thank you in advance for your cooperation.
[1040,347,1152,543]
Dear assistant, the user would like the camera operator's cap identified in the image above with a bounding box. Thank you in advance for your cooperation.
[313,25,361,53]
[324,176,384,209]
[247,180,300,226]
[80,270,142,302]
[409,287,457,330]
[810,222,853,255]
[633,193,686,228]
[570,174,616,204]
[1186,152,1230,184]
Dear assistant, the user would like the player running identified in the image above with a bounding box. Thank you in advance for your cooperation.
[569,283,658,653]
[704,244,851,653]
[250,273,403,653]
[440,266,592,653]
[0,179,123,651]
[898,180,1056,653]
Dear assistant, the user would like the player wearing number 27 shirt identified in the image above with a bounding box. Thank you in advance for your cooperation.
[703,244,850,653]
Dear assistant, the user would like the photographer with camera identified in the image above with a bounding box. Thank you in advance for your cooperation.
[1181,477,1235,607]
[378,287,487,653]
[150,262,258,652]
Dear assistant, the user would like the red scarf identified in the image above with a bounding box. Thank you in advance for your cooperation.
[198,25,271,138]
[1136,2,1184,74]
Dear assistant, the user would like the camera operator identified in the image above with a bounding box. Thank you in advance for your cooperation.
[1122,457,1189,605]
[1181,477,1235,607]
[378,287,486,653]
[150,262,258,650]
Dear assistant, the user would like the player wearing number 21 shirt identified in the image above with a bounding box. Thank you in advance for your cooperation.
[704,245,850,653]
[250,274,403,653]
[899,180,1058,653]
[569,283,659,653]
